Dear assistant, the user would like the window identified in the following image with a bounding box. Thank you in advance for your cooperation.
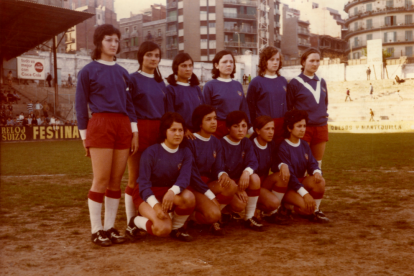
[354,22,358,31]
[385,16,397,26]
[406,46,413,57]
[366,3,372,11]
[366,19,372,29]
[406,0,413,8]
[386,0,394,8]
[125,27,129,33]
[133,26,136,31]
[354,7,358,16]
[405,15,413,24]
[387,47,394,57]
[209,22,216,28]
[98,14,100,19]
[367,34,373,40]
[384,32,397,42]
[353,52,360,59]
[354,37,359,47]
[406,30,413,41]
[158,29,161,37]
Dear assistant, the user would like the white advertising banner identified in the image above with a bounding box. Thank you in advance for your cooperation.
[17,57,46,80]
[367,39,383,80]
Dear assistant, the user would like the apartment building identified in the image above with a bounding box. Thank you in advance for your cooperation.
[344,0,414,59]
[281,14,311,59]
[165,0,281,61]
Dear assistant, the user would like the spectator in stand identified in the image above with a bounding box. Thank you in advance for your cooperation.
[50,115,57,130]
[1,105,5,117]
[43,101,49,118]
[7,103,13,113]
[1,91,8,104]
[7,71,13,86]
[41,116,47,125]
[65,120,71,126]
[46,73,53,87]
[36,115,43,126]
[0,116,7,126]
[68,74,74,87]
[70,120,75,126]
[369,109,375,122]
[34,100,43,117]
[32,115,38,126]
[27,115,33,126]
[369,83,374,99]
[15,115,22,126]
[27,100,34,114]
[7,91,17,103]
[366,67,371,80]
[13,91,20,102]
[19,112,24,121]
[6,117,14,126]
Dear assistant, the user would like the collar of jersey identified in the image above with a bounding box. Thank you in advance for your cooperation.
[217,77,232,83]
[161,142,179,153]
[300,72,319,82]
[96,60,116,66]
[264,74,277,79]
[254,138,267,150]
[224,136,241,145]
[194,133,210,141]
[177,81,190,86]
[285,139,300,147]
[138,70,155,78]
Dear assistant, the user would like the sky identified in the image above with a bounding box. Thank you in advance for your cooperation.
[114,0,350,20]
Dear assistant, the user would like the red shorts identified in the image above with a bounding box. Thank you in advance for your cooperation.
[303,125,329,145]
[272,118,285,145]
[214,120,228,139]
[138,119,160,153]
[85,113,132,149]
[132,185,169,209]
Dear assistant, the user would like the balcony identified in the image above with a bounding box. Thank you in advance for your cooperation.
[223,13,256,20]
[224,27,256,34]
[223,0,257,6]
[65,38,75,44]
[122,33,130,39]
[120,46,139,53]
[344,22,414,39]
[167,1,177,9]
[224,41,257,48]
[298,42,311,47]
[344,0,374,13]
[167,16,177,22]
[274,8,281,15]
[274,22,280,28]
[166,44,178,50]
[275,34,282,41]
[166,30,177,36]
[297,29,310,36]
[345,6,414,26]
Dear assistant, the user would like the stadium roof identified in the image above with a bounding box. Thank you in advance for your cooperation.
[0,0,94,60]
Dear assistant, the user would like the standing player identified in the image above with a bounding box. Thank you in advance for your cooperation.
[76,24,138,247]
[250,116,290,224]
[185,105,238,235]
[278,110,329,223]
[287,48,328,169]
[246,46,288,145]
[166,53,204,138]
[221,111,263,231]
[126,112,196,242]
[125,41,167,226]
[203,50,250,139]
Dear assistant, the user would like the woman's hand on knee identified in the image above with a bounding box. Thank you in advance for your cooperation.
[154,203,168,220]
[238,171,250,191]
[303,194,316,214]
[162,190,175,213]
[314,172,322,184]
[280,164,290,182]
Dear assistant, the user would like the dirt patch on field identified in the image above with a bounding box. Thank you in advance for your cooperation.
[1,173,414,276]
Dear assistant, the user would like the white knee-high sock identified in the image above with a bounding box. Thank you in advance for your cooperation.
[133,216,149,231]
[244,196,259,220]
[315,199,322,212]
[172,211,190,230]
[104,189,121,231]
[124,186,135,224]
[88,191,104,234]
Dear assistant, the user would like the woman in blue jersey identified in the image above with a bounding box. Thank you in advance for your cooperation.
[125,41,167,226]
[166,53,204,139]
[287,48,328,169]
[246,46,288,145]
[126,112,196,242]
[186,105,238,235]
[278,110,329,223]
[203,50,250,139]
[76,24,138,247]
[250,116,290,224]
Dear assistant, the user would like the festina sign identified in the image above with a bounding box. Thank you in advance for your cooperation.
[17,57,46,80]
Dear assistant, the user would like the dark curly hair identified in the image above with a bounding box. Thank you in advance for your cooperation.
[166,53,200,86]
[283,110,308,138]
[226,111,249,129]
[211,50,236,79]
[137,41,163,83]
[91,24,121,61]
[258,46,283,77]
[158,112,187,143]
[300,48,321,72]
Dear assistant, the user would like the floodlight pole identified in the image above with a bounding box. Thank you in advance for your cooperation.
[53,36,59,115]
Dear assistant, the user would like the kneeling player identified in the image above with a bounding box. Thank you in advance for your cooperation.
[221,111,263,231]
[185,105,238,235]
[126,112,196,242]
[278,110,329,223]
[251,116,291,224]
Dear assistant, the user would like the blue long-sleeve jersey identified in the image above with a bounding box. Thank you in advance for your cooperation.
[138,143,193,202]
[75,60,137,130]
[278,139,321,192]
[246,75,288,123]
[129,72,166,120]
[220,136,258,179]
[252,138,281,177]
[203,79,251,124]
[166,83,204,129]
[287,73,328,127]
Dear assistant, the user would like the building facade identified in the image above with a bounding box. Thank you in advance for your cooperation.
[281,15,311,59]
[165,0,281,62]
[344,0,414,59]
[143,19,167,58]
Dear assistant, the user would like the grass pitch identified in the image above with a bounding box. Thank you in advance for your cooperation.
[1,134,414,275]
